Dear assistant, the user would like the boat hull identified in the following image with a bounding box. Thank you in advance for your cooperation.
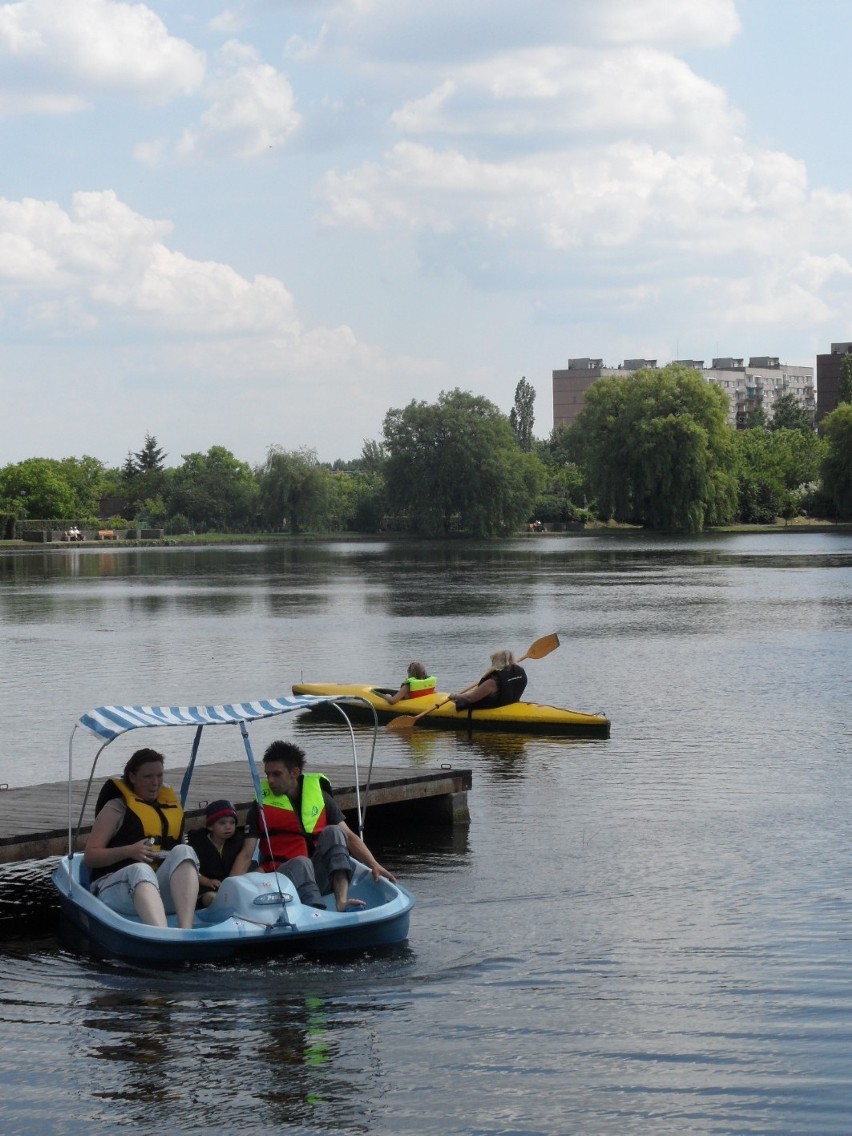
[52,855,413,963]
[292,682,611,737]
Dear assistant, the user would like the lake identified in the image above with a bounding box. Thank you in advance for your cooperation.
[1,531,851,1134]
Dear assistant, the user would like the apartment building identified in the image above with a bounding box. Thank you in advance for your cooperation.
[552,355,815,430]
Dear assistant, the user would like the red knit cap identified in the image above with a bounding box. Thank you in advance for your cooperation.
[206,799,237,824]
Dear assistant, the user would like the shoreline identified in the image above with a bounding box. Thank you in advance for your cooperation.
[1,518,850,554]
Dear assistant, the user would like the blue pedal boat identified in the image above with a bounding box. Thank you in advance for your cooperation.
[51,694,414,963]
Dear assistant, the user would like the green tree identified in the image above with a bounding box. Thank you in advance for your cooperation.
[360,438,387,475]
[839,355,852,406]
[821,404,852,518]
[569,364,737,532]
[167,447,259,532]
[533,425,592,521]
[123,433,168,513]
[0,458,78,519]
[258,446,331,534]
[509,377,536,452]
[382,388,543,536]
[744,405,769,430]
[134,433,167,471]
[770,393,813,433]
[58,455,111,518]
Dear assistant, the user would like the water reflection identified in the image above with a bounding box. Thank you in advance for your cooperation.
[69,979,388,1132]
[3,533,852,1134]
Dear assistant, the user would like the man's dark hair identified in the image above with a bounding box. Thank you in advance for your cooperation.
[263,740,306,772]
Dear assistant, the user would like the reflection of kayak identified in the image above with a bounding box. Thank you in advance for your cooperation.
[292,682,611,738]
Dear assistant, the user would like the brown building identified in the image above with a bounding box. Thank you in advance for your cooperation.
[552,358,654,428]
[815,341,852,422]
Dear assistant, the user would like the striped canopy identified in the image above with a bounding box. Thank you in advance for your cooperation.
[78,694,338,743]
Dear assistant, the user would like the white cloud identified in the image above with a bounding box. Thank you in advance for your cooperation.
[137,40,300,164]
[312,0,852,346]
[0,190,299,332]
[0,186,438,392]
[0,183,442,461]
[391,46,742,149]
[0,0,205,111]
[209,6,246,35]
[322,0,740,60]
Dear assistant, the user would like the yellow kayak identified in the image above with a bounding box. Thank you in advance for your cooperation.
[292,682,611,738]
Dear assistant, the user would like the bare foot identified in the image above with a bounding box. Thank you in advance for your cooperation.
[336,897,366,912]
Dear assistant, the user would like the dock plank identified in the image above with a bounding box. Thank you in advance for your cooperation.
[0,761,472,864]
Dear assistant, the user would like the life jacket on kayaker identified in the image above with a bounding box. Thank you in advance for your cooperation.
[406,674,437,698]
[455,649,529,712]
[478,663,528,707]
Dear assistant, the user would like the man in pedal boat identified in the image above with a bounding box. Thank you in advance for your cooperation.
[231,740,396,911]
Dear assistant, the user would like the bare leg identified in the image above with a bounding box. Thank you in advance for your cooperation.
[332,869,365,912]
[133,880,168,927]
[169,860,200,929]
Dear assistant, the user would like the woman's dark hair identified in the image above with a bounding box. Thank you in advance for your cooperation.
[123,747,165,783]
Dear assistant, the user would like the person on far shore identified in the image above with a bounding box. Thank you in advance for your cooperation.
[452,649,528,712]
[384,660,437,705]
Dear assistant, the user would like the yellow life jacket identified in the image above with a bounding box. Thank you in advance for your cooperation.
[406,674,437,698]
[106,777,183,848]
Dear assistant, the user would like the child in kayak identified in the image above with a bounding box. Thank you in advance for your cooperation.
[384,661,437,705]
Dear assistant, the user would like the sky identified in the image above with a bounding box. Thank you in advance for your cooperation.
[2,0,852,470]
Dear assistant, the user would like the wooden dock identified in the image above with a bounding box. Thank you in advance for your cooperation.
[0,762,472,865]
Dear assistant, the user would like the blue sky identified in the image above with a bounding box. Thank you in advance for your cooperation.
[2,0,851,469]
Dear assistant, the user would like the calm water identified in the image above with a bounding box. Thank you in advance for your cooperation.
[1,532,852,1135]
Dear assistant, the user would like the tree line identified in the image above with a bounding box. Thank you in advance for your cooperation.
[2,364,852,537]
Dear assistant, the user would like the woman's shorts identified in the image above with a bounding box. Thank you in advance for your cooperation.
[91,843,199,917]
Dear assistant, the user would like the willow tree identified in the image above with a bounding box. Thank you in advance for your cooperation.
[569,363,737,532]
[382,388,544,536]
[258,446,330,534]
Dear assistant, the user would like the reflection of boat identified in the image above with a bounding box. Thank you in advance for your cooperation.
[292,683,611,738]
[51,695,414,963]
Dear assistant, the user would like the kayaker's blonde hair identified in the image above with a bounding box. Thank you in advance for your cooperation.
[407,661,427,679]
[490,649,514,670]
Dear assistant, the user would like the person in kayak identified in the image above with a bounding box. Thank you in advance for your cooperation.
[84,747,200,927]
[384,660,437,705]
[231,740,396,911]
[452,649,528,711]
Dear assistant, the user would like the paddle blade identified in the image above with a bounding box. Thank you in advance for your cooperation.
[386,714,417,732]
[520,632,560,661]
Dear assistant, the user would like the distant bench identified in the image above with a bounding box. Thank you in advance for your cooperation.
[97,530,117,540]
